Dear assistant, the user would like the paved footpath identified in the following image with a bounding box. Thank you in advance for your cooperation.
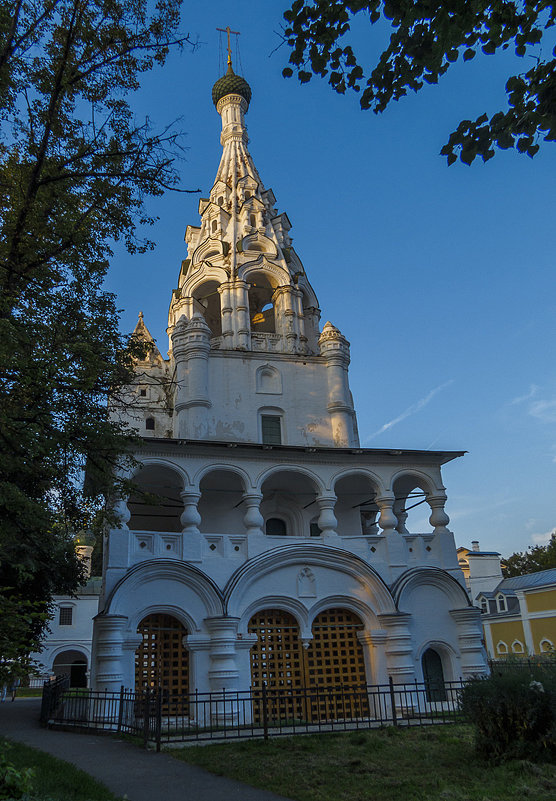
[0,699,293,801]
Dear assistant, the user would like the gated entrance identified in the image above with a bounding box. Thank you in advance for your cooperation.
[248,607,369,722]
[135,613,189,713]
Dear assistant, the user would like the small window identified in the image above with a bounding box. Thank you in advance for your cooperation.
[480,597,488,613]
[218,196,224,206]
[261,415,281,445]
[512,640,524,654]
[245,191,251,200]
[496,593,507,613]
[139,388,147,397]
[497,641,508,655]
[59,607,73,626]
[250,214,256,227]
[310,521,322,537]
[145,417,155,431]
[266,518,287,536]
[540,639,554,653]
[211,220,217,232]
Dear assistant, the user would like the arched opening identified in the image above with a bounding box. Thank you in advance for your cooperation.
[422,648,446,701]
[192,280,222,337]
[392,474,433,535]
[248,609,305,723]
[248,273,276,334]
[265,517,287,536]
[52,650,88,688]
[135,613,189,713]
[260,470,319,538]
[127,465,183,533]
[334,473,380,537]
[307,608,369,719]
[198,469,246,535]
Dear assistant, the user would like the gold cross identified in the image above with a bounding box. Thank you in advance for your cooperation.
[216,25,240,69]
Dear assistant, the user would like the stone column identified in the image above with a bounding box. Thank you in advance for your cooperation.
[205,617,242,725]
[379,613,416,683]
[180,491,201,535]
[319,321,357,447]
[232,280,250,350]
[316,494,338,536]
[218,281,234,347]
[428,494,459,570]
[273,286,298,352]
[114,497,131,530]
[242,493,264,536]
[377,494,407,577]
[450,608,489,678]
[92,615,129,691]
[170,314,190,438]
[182,313,212,439]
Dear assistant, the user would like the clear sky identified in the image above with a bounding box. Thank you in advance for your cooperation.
[105,2,556,560]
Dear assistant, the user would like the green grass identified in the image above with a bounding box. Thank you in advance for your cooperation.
[1,738,121,801]
[169,724,556,801]
[16,688,43,698]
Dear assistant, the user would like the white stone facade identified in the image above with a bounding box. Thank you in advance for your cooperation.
[91,62,487,698]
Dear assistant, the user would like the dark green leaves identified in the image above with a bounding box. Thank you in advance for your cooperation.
[282,0,555,162]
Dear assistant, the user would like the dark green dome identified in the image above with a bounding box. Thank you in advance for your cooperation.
[212,65,252,109]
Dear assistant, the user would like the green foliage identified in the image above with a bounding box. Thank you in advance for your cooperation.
[504,531,556,577]
[0,743,34,800]
[461,667,556,763]
[282,0,556,163]
[0,0,196,671]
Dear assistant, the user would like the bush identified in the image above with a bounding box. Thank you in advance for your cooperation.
[461,668,556,763]
[0,743,35,800]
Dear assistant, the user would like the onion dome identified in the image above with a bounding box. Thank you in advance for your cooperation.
[212,64,252,109]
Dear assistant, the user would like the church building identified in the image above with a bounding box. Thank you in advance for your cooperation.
[91,56,488,703]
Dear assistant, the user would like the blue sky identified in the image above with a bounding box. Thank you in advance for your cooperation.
[105,2,556,559]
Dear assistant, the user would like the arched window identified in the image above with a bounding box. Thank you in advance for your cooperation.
[496,593,507,613]
[479,597,488,614]
[497,641,508,655]
[248,273,276,334]
[540,639,554,653]
[211,219,217,232]
[265,517,287,536]
[512,640,524,654]
[145,417,155,431]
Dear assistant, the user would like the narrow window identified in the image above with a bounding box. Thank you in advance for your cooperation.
[250,214,256,227]
[145,417,155,431]
[261,415,281,445]
[310,521,322,537]
[496,594,507,613]
[139,388,147,397]
[480,598,488,613]
[266,518,287,536]
[59,607,73,626]
[245,191,250,200]
[211,220,217,232]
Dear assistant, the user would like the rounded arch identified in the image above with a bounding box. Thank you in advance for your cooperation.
[392,567,471,609]
[129,603,198,636]
[49,644,90,665]
[389,469,443,496]
[104,559,224,627]
[308,596,380,631]
[239,596,310,636]
[224,544,396,619]
[332,469,384,538]
[197,466,250,535]
[184,265,228,294]
[52,649,88,687]
[330,467,384,495]
[129,458,190,488]
[193,462,251,491]
[417,640,459,684]
[240,259,289,287]
[127,463,186,533]
[255,464,325,495]
[256,364,282,395]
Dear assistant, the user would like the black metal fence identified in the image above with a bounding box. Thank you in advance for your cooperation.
[42,677,465,750]
[488,658,556,675]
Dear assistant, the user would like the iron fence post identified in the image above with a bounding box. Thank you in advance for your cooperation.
[389,676,398,727]
[262,683,268,740]
[155,689,162,752]
[143,689,150,749]
[117,685,124,733]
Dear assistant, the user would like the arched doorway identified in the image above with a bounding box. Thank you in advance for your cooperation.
[52,650,88,687]
[307,609,369,719]
[135,614,189,712]
[248,609,305,722]
[248,607,369,722]
[422,648,446,702]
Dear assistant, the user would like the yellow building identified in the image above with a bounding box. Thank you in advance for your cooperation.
[458,544,556,658]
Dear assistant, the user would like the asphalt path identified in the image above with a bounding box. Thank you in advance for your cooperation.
[0,698,293,801]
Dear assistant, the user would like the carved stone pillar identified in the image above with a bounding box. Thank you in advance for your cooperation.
[316,494,338,536]
[273,285,298,352]
[428,494,459,570]
[242,493,264,536]
[358,629,388,685]
[428,495,450,535]
[377,494,407,576]
[92,615,128,691]
[114,498,131,530]
[205,617,242,725]
[218,281,234,347]
[450,608,489,678]
[232,280,250,350]
[180,491,201,535]
[318,321,357,447]
[379,612,416,683]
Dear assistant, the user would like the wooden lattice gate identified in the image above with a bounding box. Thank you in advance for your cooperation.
[135,613,189,713]
[249,607,369,723]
